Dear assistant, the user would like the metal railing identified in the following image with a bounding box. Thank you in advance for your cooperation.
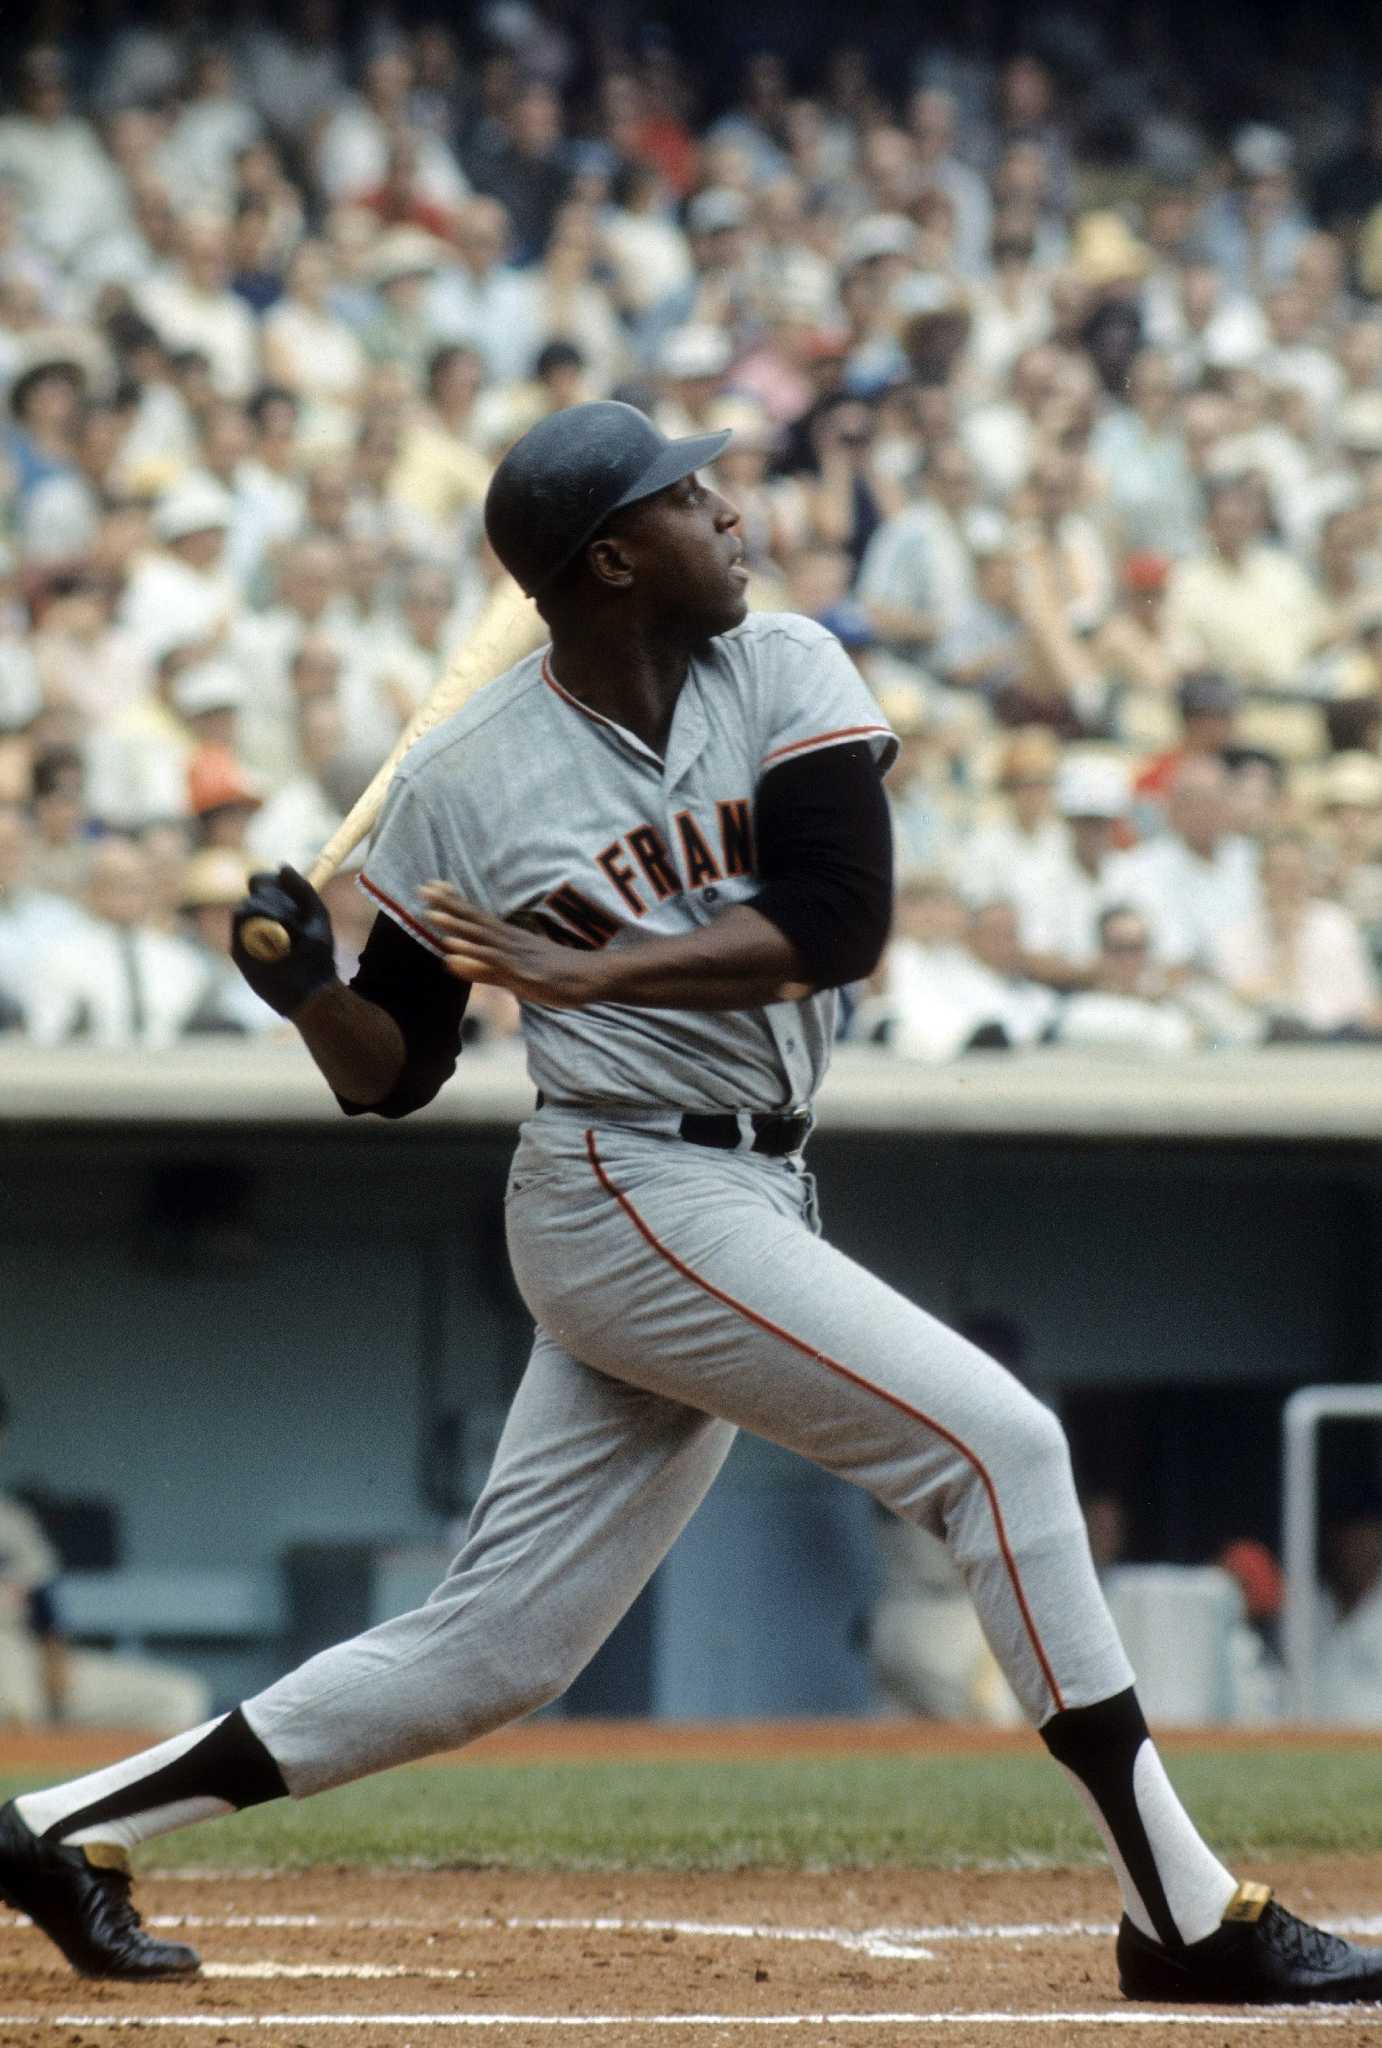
[1282,1385,1382,1719]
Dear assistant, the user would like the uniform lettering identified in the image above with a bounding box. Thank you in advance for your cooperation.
[717,798,755,877]
[544,884,621,949]
[674,810,723,888]
[625,825,681,902]
[596,841,646,916]
[511,907,593,950]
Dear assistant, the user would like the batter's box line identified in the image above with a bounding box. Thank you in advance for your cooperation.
[0,2009,1370,2030]
[11,1908,1382,1956]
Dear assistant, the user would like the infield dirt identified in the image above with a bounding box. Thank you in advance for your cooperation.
[3,1726,1382,2046]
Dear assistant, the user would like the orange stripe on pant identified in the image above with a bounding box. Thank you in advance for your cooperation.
[583,1129,1066,1715]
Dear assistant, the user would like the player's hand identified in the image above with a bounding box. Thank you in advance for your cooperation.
[231,865,337,1017]
[420,883,605,1007]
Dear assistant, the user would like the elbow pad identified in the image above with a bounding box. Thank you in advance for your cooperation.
[751,741,894,989]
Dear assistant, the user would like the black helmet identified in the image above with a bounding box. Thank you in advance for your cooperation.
[484,400,730,598]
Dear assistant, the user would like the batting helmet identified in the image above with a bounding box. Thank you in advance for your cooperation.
[483,400,730,598]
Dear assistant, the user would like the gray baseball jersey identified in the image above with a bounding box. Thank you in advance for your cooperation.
[359,610,897,1113]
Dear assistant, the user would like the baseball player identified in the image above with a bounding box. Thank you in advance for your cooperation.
[2,402,1378,2007]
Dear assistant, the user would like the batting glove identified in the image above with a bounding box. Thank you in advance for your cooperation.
[231,865,337,1017]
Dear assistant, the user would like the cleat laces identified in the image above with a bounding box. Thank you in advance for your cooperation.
[1259,1904,1352,1974]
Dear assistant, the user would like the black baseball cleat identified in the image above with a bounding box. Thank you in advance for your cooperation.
[1119,1881,1382,2005]
[0,1799,200,1980]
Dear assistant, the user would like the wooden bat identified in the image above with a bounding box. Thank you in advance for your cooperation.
[239,579,545,961]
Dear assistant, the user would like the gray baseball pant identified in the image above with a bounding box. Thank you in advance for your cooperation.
[244,1111,1133,1790]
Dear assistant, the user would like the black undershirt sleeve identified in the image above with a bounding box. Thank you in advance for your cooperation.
[750,739,894,990]
[334,911,471,1119]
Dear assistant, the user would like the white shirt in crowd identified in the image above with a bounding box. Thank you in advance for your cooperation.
[135,271,260,399]
[120,550,237,662]
[26,917,211,1049]
[0,886,84,1015]
[316,98,468,211]
[1213,898,1378,1032]
[1315,1581,1382,1725]
[246,776,344,878]
[1018,849,1124,963]
[0,112,126,265]
[883,936,1059,1063]
[1106,832,1259,970]
[856,500,978,642]
[425,266,543,385]
[951,813,1070,912]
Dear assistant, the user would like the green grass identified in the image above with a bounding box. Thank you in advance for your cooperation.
[6,1748,1382,1873]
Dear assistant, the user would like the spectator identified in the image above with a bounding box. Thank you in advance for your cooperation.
[602,161,693,320]
[84,640,199,832]
[317,47,467,217]
[957,898,1062,1047]
[1318,751,1382,972]
[907,87,993,279]
[638,186,754,365]
[32,572,144,731]
[1054,905,1198,1055]
[426,198,540,385]
[1093,552,1200,702]
[178,845,278,1035]
[136,210,260,401]
[1109,755,1259,973]
[187,747,262,853]
[927,520,1028,706]
[121,477,238,662]
[0,1382,210,1730]
[26,744,88,899]
[857,439,981,654]
[869,872,976,1062]
[0,798,82,1026]
[0,47,126,270]
[1201,125,1310,294]
[388,344,490,548]
[1162,477,1328,690]
[467,81,570,264]
[1021,753,1133,981]
[359,227,446,381]
[25,833,209,1049]
[158,44,261,210]
[1315,1484,1382,1724]
[953,726,1067,909]
[1213,829,1381,1039]
[1134,669,1242,808]
[5,357,83,505]
[261,241,367,449]
[246,693,353,878]
[1087,348,1201,558]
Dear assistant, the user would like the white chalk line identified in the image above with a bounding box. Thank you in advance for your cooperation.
[16,1906,1382,1951]
[10,1907,1382,1964]
[0,2009,1371,2030]
[1,1911,937,1964]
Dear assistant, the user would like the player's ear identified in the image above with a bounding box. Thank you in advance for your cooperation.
[586,533,636,590]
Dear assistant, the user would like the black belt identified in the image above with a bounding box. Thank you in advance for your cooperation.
[535,1095,808,1158]
[679,1111,809,1157]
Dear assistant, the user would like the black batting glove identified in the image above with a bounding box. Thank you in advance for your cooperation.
[231,864,338,1017]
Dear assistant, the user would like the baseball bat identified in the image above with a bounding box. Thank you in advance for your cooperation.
[239,578,545,961]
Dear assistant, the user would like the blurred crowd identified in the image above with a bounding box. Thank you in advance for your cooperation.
[3,7,1382,1053]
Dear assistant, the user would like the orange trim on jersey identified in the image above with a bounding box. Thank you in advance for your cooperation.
[760,724,894,769]
[542,654,619,734]
[584,1129,1067,1716]
[359,873,445,955]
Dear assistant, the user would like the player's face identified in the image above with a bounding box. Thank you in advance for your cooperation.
[620,473,749,637]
